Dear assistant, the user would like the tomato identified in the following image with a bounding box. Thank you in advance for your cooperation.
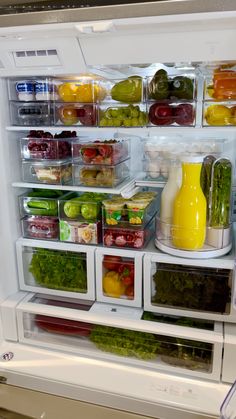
[103,255,122,271]
[125,285,134,299]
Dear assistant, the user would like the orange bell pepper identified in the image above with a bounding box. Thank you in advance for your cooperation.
[213,70,236,100]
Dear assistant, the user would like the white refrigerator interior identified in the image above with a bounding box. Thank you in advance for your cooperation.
[0,2,235,418]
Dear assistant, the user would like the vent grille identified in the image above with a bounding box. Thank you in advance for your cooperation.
[15,49,58,58]
[12,49,60,68]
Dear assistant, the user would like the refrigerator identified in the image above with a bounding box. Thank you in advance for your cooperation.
[0,0,235,417]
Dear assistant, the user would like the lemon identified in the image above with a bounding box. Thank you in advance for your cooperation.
[205,105,232,126]
[58,83,78,102]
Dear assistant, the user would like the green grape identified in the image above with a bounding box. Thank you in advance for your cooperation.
[99,118,108,127]
[123,118,132,127]
[105,108,113,118]
[107,118,114,126]
[130,108,139,118]
[111,109,119,118]
[131,117,139,126]
[113,118,122,127]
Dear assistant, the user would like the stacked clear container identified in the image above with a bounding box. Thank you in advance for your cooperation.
[146,70,197,127]
[102,191,158,249]
[203,69,236,126]
[71,137,131,188]
[58,191,108,244]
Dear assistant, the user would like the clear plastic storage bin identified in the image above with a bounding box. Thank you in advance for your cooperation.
[204,71,236,101]
[95,248,143,307]
[73,160,130,188]
[10,101,53,126]
[54,103,97,126]
[147,101,196,127]
[21,216,59,240]
[53,79,106,103]
[72,138,130,165]
[147,72,196,101]
[8,77,53,101]
[99,104,147,127]
[22,159,72,185]
[16,241,95,300]
[203,102,236,126]
[98,77,144,103]
[19,192,61,217]
[20,137,72,160]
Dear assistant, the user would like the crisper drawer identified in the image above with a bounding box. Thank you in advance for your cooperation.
[222,324,236,384]
[143,253,235,322]
[95,248,143,308]
[16,292,223,382]
[16,239,95,301]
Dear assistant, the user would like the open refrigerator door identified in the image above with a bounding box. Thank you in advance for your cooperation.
[0,2,235,418]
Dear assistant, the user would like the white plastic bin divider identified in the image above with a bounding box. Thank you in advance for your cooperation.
[0,291,28,341]
[95,247,143,308]
[143,252,236,322]
[16,238,96,301]
[222,324,236,384]
[15,291,223,381]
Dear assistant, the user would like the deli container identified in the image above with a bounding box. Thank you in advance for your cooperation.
[21,216,59,240]
[16,240,95,300]
[102,191,158,227]
[10,101,53,126]
[103,215,155,249]
[71,138,130,165]
[20,137,72,160]
[54,103,97,126]
[143,252,236,322]
[53,79,106,103]
[95,248,143,307]
[147,101,196,127]
[73,160,130,188]
[16,292,223,381]
[203,102,236,126]
[22,159,72,185]
[147,71,196,101]
[99,104,147,127]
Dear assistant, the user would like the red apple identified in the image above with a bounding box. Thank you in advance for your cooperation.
[78,105,97,126]
[174,103,195,126]
[148,102,173,126]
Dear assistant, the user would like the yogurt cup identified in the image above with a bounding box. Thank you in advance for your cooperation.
[103,200,125,225]
[15,80,35,101]
[127,200,149,225]
[35,80,53,101]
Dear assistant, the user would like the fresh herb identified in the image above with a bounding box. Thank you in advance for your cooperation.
[90,325,160,360]
[29,248,87,292]
[209,158,232,227]
[152,263,231,313]
[142,312,214,331]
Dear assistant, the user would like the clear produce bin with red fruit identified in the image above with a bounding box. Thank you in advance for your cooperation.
[95,248,143,307]
[73,160,130,188]
[147,101,196,127]
[58,191,107,245]
[99,104,148,127]
[71,138,130,165]
[203,102,236,126]
[21,215,59,240]
[21,137,72,160]
[54,103,98,126]
[103,215,155,249]
[10,101,53,126]
[22,159,72,185]
[16,240,95,300]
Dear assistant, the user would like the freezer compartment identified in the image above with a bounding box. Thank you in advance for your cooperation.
[20,137,72,160]
[16,298,223,381]
[97,77,144,104]
[102,191,158,227]
[10,101,53,126]
[103,215,154,249]
[203,102,236,126]
[143,255,234,321]
[99,104,147,127]
[22,159,73,185]
[21,216,59,240]
[73,160,130,188]
[147,101,196,127]
[53,78,106,103]
[54,103,97,126]
[8,77,53,101]
[59,219,102,245]
[147,72,196,101]
[222,324,236,384]
[16,242,95,300]
[72,138,130,165]
[204,71,236,100]
[59,191,107,222]
[95,248,142,307]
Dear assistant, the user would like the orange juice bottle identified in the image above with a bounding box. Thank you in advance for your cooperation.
[172,156,206,250]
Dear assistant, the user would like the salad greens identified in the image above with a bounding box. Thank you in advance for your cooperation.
[152,263,230,313]
[29,248,87,292]
[90,325,160,360]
